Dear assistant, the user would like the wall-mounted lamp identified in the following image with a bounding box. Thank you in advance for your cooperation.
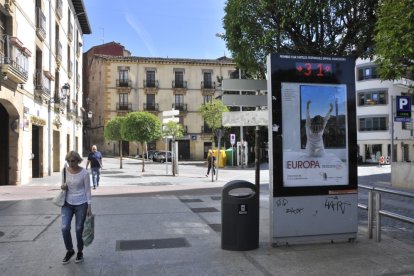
[61,83,70,99]
[87,111,93,119]
[11,118,19,134]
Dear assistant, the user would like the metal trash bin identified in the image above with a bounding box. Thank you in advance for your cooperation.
[221,180,259,251]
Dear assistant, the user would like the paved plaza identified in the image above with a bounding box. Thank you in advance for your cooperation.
[1,157,413,275]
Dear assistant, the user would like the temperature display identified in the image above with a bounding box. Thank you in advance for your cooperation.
[296,62,333,77]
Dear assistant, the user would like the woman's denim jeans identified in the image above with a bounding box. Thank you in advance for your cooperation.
[61,202,88,252]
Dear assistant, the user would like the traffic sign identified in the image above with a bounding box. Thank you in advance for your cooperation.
[222,110,268,126]
[162,109,179,117]
[230,133,236,145]
[163,117,179,124]
[395,95,412,122]
[222,94,267,106]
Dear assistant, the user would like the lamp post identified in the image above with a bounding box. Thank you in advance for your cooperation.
[47,83,69,176]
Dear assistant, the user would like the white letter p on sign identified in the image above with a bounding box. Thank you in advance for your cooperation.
[399,98,408,110]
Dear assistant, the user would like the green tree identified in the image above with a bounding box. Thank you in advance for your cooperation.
[223,0,378,76]
[163,121,184,176]
[104,116,126,169]
[198,99,229,134]
[121,112,162,172]
[198,100,229,181]
[374,0,414,85]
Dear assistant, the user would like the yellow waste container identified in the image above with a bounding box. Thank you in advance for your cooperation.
[214,149,226,168]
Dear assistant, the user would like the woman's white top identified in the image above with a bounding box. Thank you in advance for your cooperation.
[65,168,91,205]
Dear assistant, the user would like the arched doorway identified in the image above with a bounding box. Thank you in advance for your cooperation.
[0,104,9,185]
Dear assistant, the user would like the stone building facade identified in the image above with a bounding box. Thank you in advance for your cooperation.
[83,44,236,160]
[0,0,90,185]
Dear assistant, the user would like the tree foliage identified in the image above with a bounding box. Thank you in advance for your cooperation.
[163,121,184,140]
[198,99,229,133]
[104,116,124,141]
[121,112,162,172]
[104,116,126,169]
[374,0,414,82]
[223,0,378,76]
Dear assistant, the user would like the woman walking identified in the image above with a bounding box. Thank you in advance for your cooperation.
[61,151,92,264]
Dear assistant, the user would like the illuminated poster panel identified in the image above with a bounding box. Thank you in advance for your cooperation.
[282,83,348,187]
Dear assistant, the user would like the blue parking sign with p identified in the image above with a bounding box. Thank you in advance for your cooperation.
[396,96,412,122]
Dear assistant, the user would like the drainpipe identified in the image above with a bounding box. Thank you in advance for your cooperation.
[47,0,52,176]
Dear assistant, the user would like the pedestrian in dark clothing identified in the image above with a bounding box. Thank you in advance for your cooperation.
[206,150,216,177]
[85,145,103,189]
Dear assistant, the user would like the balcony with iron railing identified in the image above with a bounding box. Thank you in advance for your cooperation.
[143,80,159,88]
[76,74,80,89]
[55,0,63,19]
[68,61,73,78]
[53,96,65,114]
[0,35,29,84]
[55,40,62,63]
[201,81,216,90]
[172,80,187,89]
[116,102,132,111]
[172,103,187,111]
[143,103,159,111]
[202,125,213,133]
[36,7,46,41]
[34,69,50,102]
[116,78,132,88]
[68,24,73,42]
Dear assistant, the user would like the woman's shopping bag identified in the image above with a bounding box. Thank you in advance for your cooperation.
[82,214,95,247]
[52,167,67,207]
[52,190,66,207]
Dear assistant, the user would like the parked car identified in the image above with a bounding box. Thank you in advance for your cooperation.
[137,150,159,160]
[153,151,172,163]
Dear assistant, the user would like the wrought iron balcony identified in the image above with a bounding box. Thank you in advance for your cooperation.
[55,40,62,63]
[116,102,132,111]
[201,81,216,89]
[143,103,159,111]
[172,103,187,111]
[36,8,46,41]
[172,80,187,89]
[143,80,159,88]
[55,0,63,19]
[0,35,29,84]
[68,24,73,42]
[116,79,131,88]
[34,69,50,102]
[202,125,213,133]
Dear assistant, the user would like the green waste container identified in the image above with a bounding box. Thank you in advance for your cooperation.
[225,148,235,166]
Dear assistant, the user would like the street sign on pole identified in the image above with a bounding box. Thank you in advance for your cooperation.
[222,110,268,126]
[163,117,179,124]
[230,133,236,145]
[395,95,412,122]
[162,109,179,117]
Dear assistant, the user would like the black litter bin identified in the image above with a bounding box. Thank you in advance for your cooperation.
[221,180,259,251]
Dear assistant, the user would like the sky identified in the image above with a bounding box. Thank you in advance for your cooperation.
[82,0,230,59]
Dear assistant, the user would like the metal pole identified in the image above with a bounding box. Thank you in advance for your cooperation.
[375,192,381,242]
[239,68,243,168]
[368,190,373,239]
[255,125,260,191]
[391,96,395,162]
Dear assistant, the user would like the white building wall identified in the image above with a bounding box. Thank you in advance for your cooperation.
[356,58,414,163]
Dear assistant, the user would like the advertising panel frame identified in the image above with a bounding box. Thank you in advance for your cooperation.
[267,54,358,245]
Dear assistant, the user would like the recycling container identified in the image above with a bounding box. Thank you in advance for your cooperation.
[221,180,259,251]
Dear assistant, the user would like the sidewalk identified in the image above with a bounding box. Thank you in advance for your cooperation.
[1,158,413,275]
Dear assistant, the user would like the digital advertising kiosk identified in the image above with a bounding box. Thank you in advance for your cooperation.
[267,54,358,245]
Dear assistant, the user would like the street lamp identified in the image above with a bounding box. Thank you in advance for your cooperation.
[61,83,70,99]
